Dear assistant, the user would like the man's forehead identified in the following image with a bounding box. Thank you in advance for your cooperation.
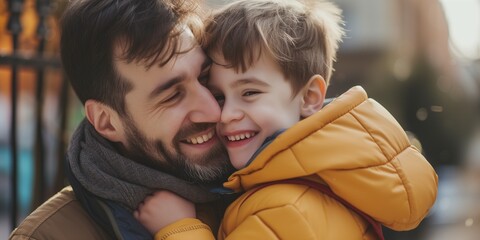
[113,38,207,89]
[113,28,199,68]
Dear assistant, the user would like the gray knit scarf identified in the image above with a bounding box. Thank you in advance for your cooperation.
[67,119,220,211]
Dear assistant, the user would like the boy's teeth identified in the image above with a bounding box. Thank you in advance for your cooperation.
[227,132,256,142]
[186,131,214,145]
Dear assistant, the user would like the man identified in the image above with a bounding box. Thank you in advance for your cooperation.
[10,0,234,239]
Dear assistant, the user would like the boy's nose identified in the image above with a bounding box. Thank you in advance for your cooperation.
[220,100,244,123]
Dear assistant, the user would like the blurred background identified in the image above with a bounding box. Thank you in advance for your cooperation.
[1,0,479,239]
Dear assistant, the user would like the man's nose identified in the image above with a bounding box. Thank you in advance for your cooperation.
[188,84,221,123]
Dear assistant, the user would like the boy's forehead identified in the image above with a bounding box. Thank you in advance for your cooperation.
[208,49,227,65]
[209,46,277,72]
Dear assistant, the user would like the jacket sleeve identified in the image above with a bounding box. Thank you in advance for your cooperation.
[154,218,215,240]
[154,184,374,240]
[220,183,375,239]
[317,99,439,231]
[153,206,318,240]
[221,205,318,240]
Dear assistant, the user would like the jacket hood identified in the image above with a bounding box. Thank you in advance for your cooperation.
[224,86,438,229]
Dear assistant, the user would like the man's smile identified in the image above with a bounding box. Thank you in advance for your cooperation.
[184,129,215,144]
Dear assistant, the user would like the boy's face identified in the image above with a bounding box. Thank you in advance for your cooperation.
[208,52,304,169]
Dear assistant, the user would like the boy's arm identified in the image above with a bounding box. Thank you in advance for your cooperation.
[322,147,438,231]
[219,185,363,240]
[154,218,215,240]
[135,190,216,240]
[134,191,197,235]
[153,204,319,240]
[221,205,318,240]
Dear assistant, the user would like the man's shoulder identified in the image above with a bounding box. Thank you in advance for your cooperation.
[9,186,110,240]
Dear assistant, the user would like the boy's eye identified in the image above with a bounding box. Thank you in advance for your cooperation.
[243,90,261,97]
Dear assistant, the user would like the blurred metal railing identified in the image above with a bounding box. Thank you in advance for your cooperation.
[1,0,69,230]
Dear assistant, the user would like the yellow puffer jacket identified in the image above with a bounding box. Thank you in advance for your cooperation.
[155,86,438,240]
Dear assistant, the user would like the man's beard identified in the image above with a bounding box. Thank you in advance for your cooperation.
[120,116,234,183]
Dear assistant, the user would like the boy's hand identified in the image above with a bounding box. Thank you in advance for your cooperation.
[134,190,196,234]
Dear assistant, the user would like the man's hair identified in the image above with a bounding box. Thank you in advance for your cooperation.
[60,0,203,115]
[204,0,344,94]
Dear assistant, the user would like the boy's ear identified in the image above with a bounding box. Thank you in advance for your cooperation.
[300,74,326,118]
[84,99,125,143]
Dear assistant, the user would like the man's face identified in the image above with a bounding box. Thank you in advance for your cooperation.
[113,31,232,182]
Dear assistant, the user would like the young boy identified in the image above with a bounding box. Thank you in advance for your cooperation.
[134,0,438,239]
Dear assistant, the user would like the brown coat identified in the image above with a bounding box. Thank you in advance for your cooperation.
[10,186,227,240]
[9,187,111,240]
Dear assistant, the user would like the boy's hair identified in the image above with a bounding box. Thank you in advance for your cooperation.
[204,0,344,94]
[60,0,203,116]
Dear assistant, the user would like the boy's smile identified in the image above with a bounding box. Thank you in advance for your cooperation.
[225,131,257,142]
[222,130,258,148]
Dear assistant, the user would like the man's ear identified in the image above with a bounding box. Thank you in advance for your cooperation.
[84,99,125,143]
[300,75,326,118]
